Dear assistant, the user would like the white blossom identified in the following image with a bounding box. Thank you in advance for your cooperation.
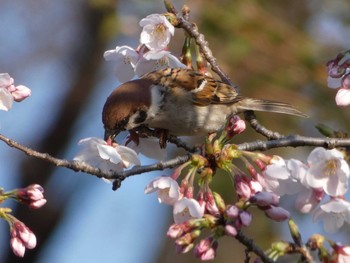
[313,198,350,233]
[104,45,139,82]
[144,176,181,205]
[306,147,350,197]
[74,137,140,175]
[173,198,205,224]
[139,14,174,51]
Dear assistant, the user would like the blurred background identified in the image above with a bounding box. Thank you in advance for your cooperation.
[0,0,350,262]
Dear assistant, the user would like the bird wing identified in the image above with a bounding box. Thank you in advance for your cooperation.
[144,68,242,106]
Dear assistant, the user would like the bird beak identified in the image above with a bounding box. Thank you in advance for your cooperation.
[104,129,118,144]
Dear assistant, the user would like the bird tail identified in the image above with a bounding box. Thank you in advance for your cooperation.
[236,98,307,118]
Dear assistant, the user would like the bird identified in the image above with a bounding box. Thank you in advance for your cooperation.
[102,67,306,147]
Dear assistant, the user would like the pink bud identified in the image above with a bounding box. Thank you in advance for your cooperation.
[235,175,251,200]
[30,198,47,209]
[16,184,47,209]
[226,205,239,219]
[11,220,37,249]
[250,191,280,207]
[11,85,31,102]
[239,211,252,227]
[225,115,246,138]
[10,237,25,257]
[167,224,183,239]
[225,224,237,237]
[265,206,290,222]
[194,238,217,261]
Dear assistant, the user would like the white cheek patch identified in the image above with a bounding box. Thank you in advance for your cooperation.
[125,112,140,129]
[191,79,207,93]
[147,85,165,119]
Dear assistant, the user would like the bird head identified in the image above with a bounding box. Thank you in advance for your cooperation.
[102,78,153,142]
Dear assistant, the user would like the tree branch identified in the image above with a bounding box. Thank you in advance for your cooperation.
[237,134,350,151]
[0,133,191,190]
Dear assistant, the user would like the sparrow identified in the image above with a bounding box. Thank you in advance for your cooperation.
[102,68,306,146]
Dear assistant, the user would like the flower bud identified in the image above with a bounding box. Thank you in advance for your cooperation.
[265,206,290,222]
[250,191,280,207]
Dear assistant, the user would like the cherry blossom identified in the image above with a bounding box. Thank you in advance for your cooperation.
[144,176,182,205]
[306,148,349,197]
[173,198,205,224]
[263,157,305,196]
[74,137,140,174]
[104,45,139,82]
[139,14,174,51]
[313,198,350,233]
[295,187,323,213]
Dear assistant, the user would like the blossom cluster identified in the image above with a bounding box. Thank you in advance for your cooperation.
[104,14,186,83]
[264,147,350,233]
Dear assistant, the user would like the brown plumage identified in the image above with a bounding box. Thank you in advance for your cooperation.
[102,68,306,141]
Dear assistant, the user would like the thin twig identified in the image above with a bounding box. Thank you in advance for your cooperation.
[165,0,237,89]
[235,231,274,263]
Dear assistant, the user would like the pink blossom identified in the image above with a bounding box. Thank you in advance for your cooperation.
[144,176,181,205]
